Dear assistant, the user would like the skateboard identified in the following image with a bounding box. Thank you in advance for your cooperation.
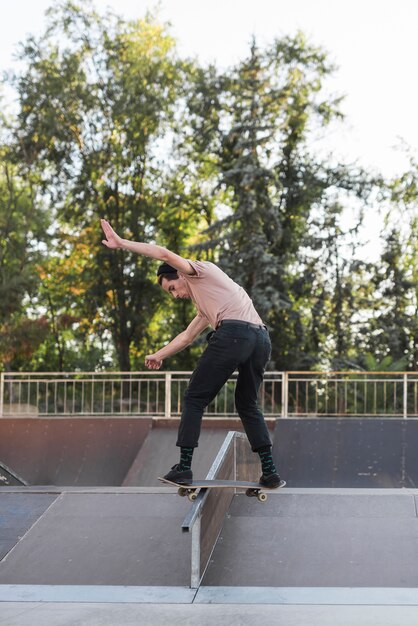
[158,477,286,502]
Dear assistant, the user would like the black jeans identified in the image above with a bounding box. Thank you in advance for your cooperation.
[176,321,272,451]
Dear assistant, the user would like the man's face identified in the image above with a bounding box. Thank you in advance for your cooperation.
[161,276,190,300]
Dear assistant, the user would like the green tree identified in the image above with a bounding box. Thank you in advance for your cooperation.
[10,1,202,370]
[351,153,417,371]
[0,143,50,370]
[183,36,374,369]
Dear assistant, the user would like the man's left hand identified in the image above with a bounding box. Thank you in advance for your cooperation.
[145,354,163,370]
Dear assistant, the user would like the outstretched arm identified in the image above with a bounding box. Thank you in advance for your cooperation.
[145,315,210,370]
[101,219,195,276]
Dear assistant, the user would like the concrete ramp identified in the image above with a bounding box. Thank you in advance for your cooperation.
[0,490,191,586]
[2,487,418,601]
[3,429,418,625]
[274,417,418,487]
[0,462,28,486]
[202,488,418,588]
[0,418,252,487]
[0,493,56,560]
[0,418,152,486]
[123,426,240,486]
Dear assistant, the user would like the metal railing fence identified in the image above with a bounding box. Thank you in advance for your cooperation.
[0,371,417,418]
[284,371,418,418]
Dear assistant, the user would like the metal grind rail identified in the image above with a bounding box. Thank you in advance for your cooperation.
[181,431,260,589]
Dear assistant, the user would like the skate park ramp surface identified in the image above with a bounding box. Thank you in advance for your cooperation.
[0,417,251,487]
[200,488,418,588]
[273,417,418,487]
[0,417,153,486]
[3,423,418,626]
[0,489,192,587]
[2,486,418,624]
[123,425,244,486]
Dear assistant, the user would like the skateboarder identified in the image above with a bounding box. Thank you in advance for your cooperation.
[101,219,281,488]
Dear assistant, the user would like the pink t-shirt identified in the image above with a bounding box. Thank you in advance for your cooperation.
[179,260,264,329]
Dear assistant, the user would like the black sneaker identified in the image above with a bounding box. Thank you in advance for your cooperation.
[163,464,193,485]
[259,472,281,488]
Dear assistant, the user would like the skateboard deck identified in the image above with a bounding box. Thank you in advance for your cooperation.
[158,477,286,502]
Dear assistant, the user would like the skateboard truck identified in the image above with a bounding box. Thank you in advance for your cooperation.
[159,478,286,503]
[177,485,268,502]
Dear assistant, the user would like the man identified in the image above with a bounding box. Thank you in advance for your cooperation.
[101,219,281,487]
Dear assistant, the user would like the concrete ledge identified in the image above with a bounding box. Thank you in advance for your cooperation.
[3,486,418,494]
[0,585,197,604]
[0,486,176,494]
[195,587,418,605]
[3,585,418,606]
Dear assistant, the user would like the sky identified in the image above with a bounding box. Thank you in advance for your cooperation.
[1,0,417,178]
[1,0,417,257]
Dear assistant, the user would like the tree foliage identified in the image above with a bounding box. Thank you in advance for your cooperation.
[8,1,203,370]
[182,37,377,369]
[359,156,418,370]
[1,2,416,372]
[0,145,50,369]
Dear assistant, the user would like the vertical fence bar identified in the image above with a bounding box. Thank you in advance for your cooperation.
[0,371,4,417]
[282,372,288,417]
[334,379,338,415]
[403,373,408,419]
[364,379,367,415]
[324,379,327,414]
[177,380,181,414]
[354,381,357,414]
[54,381,58,414]
[344,379,348,414]
[63,381,67,415]
[165,372,172,419]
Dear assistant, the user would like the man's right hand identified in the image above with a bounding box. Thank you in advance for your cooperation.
[101,219,124,249]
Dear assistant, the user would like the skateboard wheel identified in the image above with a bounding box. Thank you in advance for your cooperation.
[188,492,198,502]
[178,487,188,497]
[257,492,268,502]
[245,488,257,497]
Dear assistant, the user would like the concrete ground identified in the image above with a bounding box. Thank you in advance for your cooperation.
[2,602,418,626]
[4,418,418,624]
[2,467,418,625]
